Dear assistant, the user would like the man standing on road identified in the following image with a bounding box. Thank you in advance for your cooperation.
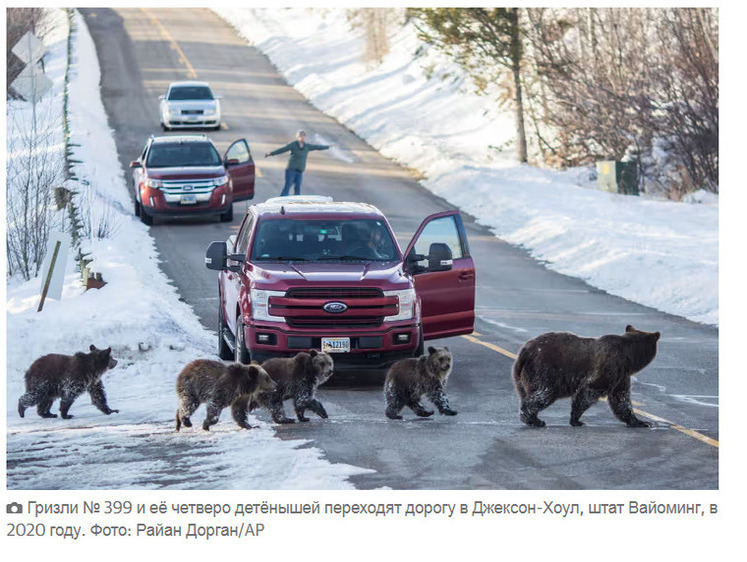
[265,130,330,196]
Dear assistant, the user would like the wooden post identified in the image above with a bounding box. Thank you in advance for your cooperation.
[37,240,62,312]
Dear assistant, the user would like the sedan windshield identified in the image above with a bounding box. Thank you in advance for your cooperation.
[251,218,399,262]
[167,86,214,101]
[146,143,221,167]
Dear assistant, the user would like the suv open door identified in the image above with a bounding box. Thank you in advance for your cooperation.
[224,139,255,202]
[404,210,475,340]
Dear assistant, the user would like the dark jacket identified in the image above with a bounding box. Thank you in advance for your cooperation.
[269,140,329,171]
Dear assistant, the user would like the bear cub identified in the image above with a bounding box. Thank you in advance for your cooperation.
[384,346,457,420]
[175,359,276,431]
[512,325,660,428]
[246,350,334,424]
[18,345,119,419]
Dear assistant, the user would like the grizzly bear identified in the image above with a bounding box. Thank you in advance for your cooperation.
[384,346,457,420]
[512,325,660,428]
[18,345,119,419]
[242,350,334,424]
[175,359,276,431]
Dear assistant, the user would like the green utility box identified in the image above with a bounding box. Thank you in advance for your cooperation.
[596,161,639,195]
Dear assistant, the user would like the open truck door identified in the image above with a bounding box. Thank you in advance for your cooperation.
[404,210,475,340]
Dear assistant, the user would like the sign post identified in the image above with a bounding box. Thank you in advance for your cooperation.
[37,232,71,312]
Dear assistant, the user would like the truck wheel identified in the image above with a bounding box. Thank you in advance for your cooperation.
[234,316,251,364]
[217,302,232,360]
[413,328,424,357]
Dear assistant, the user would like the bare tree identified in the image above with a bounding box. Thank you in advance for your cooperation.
[6,104,65,279]
[523,7,718,197]
[652,8,718,194]
[346,8,404,65]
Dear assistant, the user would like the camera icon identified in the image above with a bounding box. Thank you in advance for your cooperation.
[7,502,23,514]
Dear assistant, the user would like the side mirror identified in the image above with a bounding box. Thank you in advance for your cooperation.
[224,158,240,166]
[158,94,165,100]
[405,249,426,275]
[129,161,142,168]
[427,243,452,272]
[205,241,228,271]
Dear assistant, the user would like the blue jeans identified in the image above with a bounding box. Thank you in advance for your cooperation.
[280,169,303,196]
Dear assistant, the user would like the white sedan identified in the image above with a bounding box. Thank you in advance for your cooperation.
[159,81,222,131]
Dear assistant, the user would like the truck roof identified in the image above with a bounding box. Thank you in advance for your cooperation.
[254,197,385,219]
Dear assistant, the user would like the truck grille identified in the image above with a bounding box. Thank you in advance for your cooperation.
[270,287,397,328]
[286,288,383,299]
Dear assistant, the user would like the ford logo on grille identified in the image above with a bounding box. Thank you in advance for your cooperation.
[183,185,194,191]
[323,301,347,314]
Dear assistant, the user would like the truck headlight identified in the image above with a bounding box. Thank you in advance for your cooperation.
[383,288,416,322]
[212,175,229,187]
[250,289,285,321]
[145,178,162,188]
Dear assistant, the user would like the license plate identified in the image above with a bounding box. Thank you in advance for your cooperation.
[180,194,197,205]
[322,337,350,353]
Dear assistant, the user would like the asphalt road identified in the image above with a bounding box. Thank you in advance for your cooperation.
[81,7,719,489]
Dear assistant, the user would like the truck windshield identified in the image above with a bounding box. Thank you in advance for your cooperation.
[146,142,221,167]
[251,218,399,262]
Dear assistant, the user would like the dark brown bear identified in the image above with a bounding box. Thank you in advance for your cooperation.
[243,350,334,424]
[512,325,660,428]
[384,346,457,420]
[18,345,119,419]
[175,360,276,431]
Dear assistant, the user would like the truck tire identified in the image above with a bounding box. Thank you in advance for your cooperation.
[413,327,424,357]
[234,316,251,364]
[217,301,233,360]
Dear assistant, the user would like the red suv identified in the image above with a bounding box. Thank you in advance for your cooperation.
[205,196,476,369]
[130,134,255,225]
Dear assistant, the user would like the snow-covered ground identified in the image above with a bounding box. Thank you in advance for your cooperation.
[5,9,369,490]
[6,7,718,489]
[216,7,718,326]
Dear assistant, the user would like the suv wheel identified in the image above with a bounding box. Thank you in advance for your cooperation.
[217,301,233,360]
[220,205,234,223]
[234,316,251,364]
[140,209,153,226]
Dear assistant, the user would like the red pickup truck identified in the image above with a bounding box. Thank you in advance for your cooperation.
[205,196,475,369]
